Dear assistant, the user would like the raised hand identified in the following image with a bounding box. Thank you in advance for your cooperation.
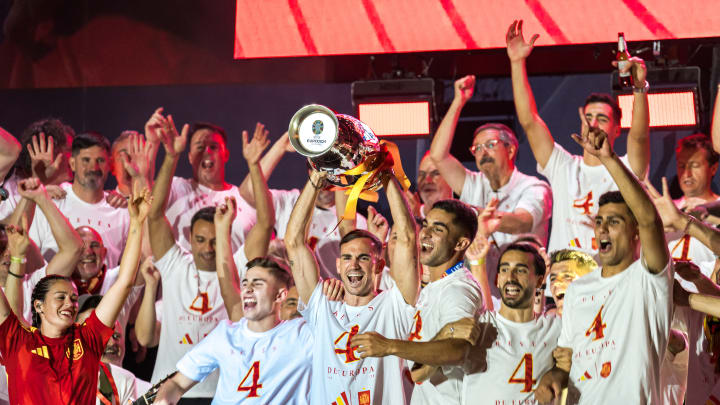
[17,177,48,202]
[477,198,501,237]
[644,177,684,231]
[214,196,237,231]
[121,133,153,182]
[27,132,63,184]
[6,216,30,258]
[144,107,167,145]
[506,19,539,62]
[278,131,295,153]
[45,184,67,200]
[571,107,613,159]
[160,115,189,158]
[140,256,161,286]
[612,56,647,88]
[128,187,153,222]
[466,232,490,262]
[352,331,393,358]
[454,75,476,105]
[367,206,390,243]
[322,278,345,302]
[242,123,270,165]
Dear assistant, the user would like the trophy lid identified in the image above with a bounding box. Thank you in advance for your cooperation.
[288,104,339,157]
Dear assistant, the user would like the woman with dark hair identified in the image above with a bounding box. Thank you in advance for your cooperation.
[0,188,150,405]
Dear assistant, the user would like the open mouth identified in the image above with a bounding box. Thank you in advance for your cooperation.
[503,283,522,299]
[420,240,433,253]
[59,309,75,320]
[201,159,215,170]
[347,272,364,288]
[598,239,612,253]
[80,256,96,264]
[243,297,257,310]
[104,346,120,356]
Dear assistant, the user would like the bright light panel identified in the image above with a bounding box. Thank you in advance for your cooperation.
[618,91,696,128]
[358,101,430,137]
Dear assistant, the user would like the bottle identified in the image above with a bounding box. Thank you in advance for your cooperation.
[617,33,633,88]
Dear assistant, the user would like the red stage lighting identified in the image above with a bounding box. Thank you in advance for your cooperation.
[358,101,431,137]
[617,90,698,128]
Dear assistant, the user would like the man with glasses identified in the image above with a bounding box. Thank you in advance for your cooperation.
[429,75,552,299]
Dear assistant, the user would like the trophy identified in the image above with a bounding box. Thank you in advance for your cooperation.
[288,104,409,218]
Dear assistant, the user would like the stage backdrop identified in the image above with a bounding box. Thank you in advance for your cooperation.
[234,0,720,58]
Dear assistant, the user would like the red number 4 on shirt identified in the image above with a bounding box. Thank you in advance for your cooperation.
[238,361,262,397]
[508,353,536,392]
[585,305,607,341]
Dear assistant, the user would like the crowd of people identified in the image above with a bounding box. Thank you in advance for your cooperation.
[1,20,720,405]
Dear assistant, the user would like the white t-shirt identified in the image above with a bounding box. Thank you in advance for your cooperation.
[152,244,228,398]
[96,363,138,405]
[666,199,718,264]
[176,318,313,404]
[538,143,633,257]
[270,189,367,281]
[0,173,20,221]
[459,167,551,248]
[461,312,561,405]
[659,339,688,405]
[558,259,672,405]
[28,183,130,268]
[299,283,415,405]
[166,177,256,253]
[409,268,482,405]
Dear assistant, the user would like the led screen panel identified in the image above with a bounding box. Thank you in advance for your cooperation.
[358,101,431,137]
[618,91,697,128]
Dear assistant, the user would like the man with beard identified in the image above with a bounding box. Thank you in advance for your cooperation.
[353,199,483,405]
[26,132,130,267]
[286,168,419,405]
[506,20,650,258]
[143,109,257,254]
[666,134,719,264]
[535,114,671,404]
[239,130,367,281]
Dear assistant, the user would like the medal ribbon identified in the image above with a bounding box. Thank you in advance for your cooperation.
[442,261,465,278]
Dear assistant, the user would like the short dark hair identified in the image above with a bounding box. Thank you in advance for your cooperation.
[72,131,111,156]
[431,199,478,241]
[246,256,293,289]
[677,133,719,166]
[584,93,622,124]
[15,118,75,178]
[339,230,383,257]
[598,191,637,225]
[498,242,546,277]
[190,206,216,232]
[190,122,227,144]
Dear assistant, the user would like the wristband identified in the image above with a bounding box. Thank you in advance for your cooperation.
[10,256,26,264]
[7,270,23,278]
[468,258,485,267]
[633,81,650,93]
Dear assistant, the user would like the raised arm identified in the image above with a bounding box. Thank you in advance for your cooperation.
[506,20,554,168]
[428,75,475,195]
[215,197,244,322]
[622,57,650,179]
[0,126,20,182]
[334,188,357,238]
[238,127,292,206]
[241,124,274,260]
[285,171,323,304]
[16,178,82,276]
[574,114,668,273]
[712,85,720,154]
[385,174,420,305]
[148,115,188,260]
[647,177,720,258]
[4,217,30,319]
[135,259,161,347]
[155,373,199,405]
[95,188,151,328]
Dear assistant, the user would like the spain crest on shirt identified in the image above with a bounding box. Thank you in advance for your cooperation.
[65,338,84,360]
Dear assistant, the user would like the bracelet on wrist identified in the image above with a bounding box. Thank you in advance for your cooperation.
[7,270,23,278]
[10,256,26,264]
[633,81,650,93]
[469,258,485,267]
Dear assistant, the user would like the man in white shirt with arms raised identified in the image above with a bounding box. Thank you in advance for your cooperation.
[286,169,419,405]
[535,110,672,405]
[507,20,650,257]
